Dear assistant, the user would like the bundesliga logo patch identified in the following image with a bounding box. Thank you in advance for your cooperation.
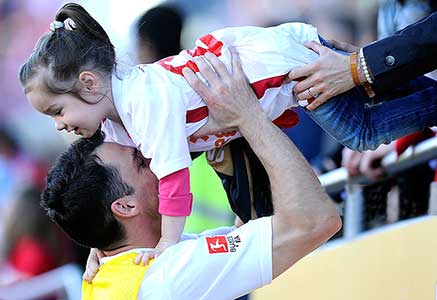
[206,235,241,254]
[206,236,229,254]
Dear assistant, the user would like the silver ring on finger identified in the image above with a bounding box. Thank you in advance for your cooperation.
[308,87,319,99]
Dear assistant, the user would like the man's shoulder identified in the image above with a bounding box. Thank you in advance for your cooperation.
[139,217,273,300]
[83,252,153,300]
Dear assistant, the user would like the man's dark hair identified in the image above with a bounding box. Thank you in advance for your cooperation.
[41,130,133,250]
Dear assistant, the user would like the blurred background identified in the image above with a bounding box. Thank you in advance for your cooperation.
[0,0,436,299]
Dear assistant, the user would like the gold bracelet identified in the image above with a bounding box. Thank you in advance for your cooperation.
[350,52,360,86]
[351,52,375,97]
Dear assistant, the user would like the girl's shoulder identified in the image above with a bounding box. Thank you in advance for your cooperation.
[114,64,145,80]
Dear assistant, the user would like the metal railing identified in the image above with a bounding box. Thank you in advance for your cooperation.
[319,138,437,238]
[0,264,82,300]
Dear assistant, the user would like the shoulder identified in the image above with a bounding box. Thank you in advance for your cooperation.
[139,218,273,300]
[101,120,135,147]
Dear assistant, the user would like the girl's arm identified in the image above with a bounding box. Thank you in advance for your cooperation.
[136,168,192,265]
[158,168,193,216]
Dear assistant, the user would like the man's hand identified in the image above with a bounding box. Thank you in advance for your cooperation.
[286,40,358,111]
[183,48,263,136]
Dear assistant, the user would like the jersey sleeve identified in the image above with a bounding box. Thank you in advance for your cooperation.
[101,119,136,148]
[158,168,193,216]
[138,217,273,300]
[130,81,192,180]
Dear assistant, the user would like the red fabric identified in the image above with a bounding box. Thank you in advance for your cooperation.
[395,129,436,182]
[250,74,287,98]
[156,34,223,75]
[184,73,299,128]
[158,168,193,216]
[157,33,300,129]
[186,106,209,123]
[9,237,55,277]
[272,109,300,129]
[395,129,435,156]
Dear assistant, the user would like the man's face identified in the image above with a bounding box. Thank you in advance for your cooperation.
[95,142,159,214]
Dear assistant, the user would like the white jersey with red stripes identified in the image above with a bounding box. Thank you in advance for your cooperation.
[102,22,320,179]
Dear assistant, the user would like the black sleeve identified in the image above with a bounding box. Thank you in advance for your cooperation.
[209,138,273,224]
[363,12,437,93]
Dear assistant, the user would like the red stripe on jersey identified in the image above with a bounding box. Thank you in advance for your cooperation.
[251,74,299,128]
[156,34,223,76]
[187,34,224,57]
[186,106,209,123]
[158,33,299,129]
[185,105,299,129]
[251,74,287,98]
[272,109,299,129]
[157,57,200,74]
[185,74,299,128]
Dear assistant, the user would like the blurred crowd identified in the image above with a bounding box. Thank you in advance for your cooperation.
[0,0,435,298]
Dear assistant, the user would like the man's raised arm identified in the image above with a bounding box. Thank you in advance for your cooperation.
[183,50,341,279]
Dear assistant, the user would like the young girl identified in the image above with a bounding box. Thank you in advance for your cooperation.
[20,3,437,257]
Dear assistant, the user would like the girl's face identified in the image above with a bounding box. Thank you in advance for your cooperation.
[25,78,109,138]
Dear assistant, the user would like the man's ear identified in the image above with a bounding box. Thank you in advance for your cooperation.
[111,198,139,219]
[78,71,100,102]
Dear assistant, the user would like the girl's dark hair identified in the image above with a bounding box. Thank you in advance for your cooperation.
[19,3,115,95]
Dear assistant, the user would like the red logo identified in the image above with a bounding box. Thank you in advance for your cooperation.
[206,236,229,254]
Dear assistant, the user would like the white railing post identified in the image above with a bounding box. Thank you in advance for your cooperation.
[344,183,364,238]
[429,181,437,215]
[319,138,437,239]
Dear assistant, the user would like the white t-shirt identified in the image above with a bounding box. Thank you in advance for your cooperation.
[99,217,273,300]
[103,23,320,179]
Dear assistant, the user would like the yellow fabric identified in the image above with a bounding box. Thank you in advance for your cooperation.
[82,252,152,300]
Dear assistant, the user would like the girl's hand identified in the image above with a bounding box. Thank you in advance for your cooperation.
[134,250,158,266]
[83,248,105,283]
[134,238,176,266]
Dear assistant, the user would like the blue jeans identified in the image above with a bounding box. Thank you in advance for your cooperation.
[304,38,437,151]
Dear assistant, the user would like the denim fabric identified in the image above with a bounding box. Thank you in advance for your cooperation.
[318,36,349,56]
[304,38,437,151]
[306,76,437,151]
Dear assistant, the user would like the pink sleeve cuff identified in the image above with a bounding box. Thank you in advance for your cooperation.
[159,194,193,216]
[158,168,193,216]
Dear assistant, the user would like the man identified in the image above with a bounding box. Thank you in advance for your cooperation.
[41,50,341,299]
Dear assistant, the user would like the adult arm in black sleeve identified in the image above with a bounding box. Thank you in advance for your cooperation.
[364,12,437,93]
